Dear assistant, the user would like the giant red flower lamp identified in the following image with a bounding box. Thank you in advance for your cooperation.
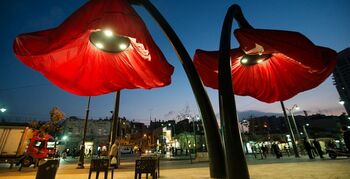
[194,37,336,103]
[194,4,336,179]
[13,0,174,96]
[13,0,226,176]
[13,0,175,169]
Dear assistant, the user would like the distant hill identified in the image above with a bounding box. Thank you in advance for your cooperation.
[238,110,282,120]
[214,110,282,121]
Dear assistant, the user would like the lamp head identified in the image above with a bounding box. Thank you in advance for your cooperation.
[240,54,271,66]
[0,108,6,113]
[90,29,130,53]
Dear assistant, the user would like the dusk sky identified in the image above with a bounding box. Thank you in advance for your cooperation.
[1,0,349,124]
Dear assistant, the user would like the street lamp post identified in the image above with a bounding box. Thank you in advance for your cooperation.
[286,104,301,141]
[109,92,121,150]
[302,111,310,141]
[77,96,91,169]
[280,101,300,158]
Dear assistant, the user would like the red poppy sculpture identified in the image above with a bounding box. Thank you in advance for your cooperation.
[13,0,174,96]
[194,29,336,103]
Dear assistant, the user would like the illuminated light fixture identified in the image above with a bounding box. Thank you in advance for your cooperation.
[339,101,345,105]
[95,42,104,49]
[103,29,113,37]
[306,123,310,126]
[240,58,248,64]
[89,30,130,53]
[119,43,128,50]
[295,106,300,111]
[240,54,271,66]
[0,108,6,113]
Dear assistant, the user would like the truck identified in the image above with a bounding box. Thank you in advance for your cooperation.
[0,123,55,169]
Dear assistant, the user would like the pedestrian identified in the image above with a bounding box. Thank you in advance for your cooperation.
[261,145,267,159]
[88,148,92,158]
[109,140,119,168]
[272,142,282,159]
[251,145,257,159]
[284,145,290,157]
[313,138,324,158]
[97,147,102,157]
[303,137,314,159]
[72,148,76,158]
[341,126,350,151]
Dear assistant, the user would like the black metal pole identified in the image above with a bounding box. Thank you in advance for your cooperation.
[218,4,250,179]
[109,91,121,149]
[77,96,91,169]
[290,111,301,140]
[280,101,300,158]
[193,117,197,158]
[131,0,226,178]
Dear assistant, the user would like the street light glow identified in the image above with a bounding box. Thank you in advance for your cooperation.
[89,30,130,53]
[0,108,6,113]
[339,101,345,105]
[95,42,104,49]
[241,58,248,64]
[62,135,68,140]
[306,123,310,127]
[103,29,113,37]
[119,43,128,50]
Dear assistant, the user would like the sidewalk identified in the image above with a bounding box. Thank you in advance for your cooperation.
[0,157,349,178]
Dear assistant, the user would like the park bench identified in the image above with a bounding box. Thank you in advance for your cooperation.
[134,157,158,179]
[88,158,114,179]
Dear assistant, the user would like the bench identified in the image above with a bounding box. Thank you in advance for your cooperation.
[134,158,158,179]
[88,158,114,179]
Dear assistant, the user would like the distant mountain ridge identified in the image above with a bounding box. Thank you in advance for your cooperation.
[238,110,282,120]
[214,110,282,121]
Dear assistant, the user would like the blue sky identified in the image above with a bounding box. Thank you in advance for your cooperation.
[0,0,349,123]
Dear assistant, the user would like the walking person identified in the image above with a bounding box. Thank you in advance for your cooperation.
[251,145,257,159]
[109,140,119,169]
[313,138,324,158]
[272,142,282,159]
[341,126,350,151]
[303,137,314,159]
[261,145,267,159]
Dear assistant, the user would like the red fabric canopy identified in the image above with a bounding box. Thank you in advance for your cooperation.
[194,29,336,103]
[13,0,174,96]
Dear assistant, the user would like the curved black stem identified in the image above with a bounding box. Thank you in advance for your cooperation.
[130,0,226,178]
[218,4,251,179]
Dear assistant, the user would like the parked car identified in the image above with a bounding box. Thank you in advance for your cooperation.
[119,145,132,154]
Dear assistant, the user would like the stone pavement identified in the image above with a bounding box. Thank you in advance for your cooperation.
[0,157,349,178]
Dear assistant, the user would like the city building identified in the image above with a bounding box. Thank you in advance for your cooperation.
[333,48,350,115]
[61,116,111,155]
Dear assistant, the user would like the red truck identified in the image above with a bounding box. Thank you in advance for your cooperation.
[0,124,56,168]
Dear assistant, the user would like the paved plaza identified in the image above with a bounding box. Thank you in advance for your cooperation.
[0,156,349,179]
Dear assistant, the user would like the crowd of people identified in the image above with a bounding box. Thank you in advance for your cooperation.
[249,126,350,160]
